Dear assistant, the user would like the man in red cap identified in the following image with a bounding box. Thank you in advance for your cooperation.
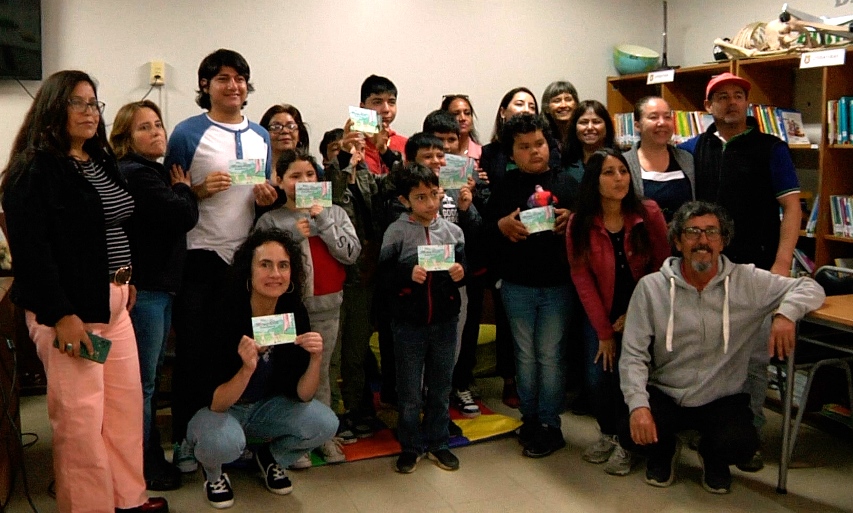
[678,72,802,473]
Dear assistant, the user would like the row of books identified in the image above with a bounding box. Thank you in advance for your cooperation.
[612,106,809,147]
[749,105,810,146]
[830,195,853,238]
[827,97,853,145]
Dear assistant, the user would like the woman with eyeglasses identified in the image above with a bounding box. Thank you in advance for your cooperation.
[1,70,168,512]
[260,104,324,182]
[566,148,669,477]
[440,94,482,161]
[109,100,199,491]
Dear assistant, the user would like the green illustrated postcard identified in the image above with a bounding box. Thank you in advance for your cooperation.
[348,106,380,134]
[228,159,266,185]
[295,181,333,208]
[252,313,297,346]
[519,205,555,234]
[439,154,473,190]
[418,244,455,272]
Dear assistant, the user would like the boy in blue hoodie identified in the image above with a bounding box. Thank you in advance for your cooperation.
[379,164,466,473]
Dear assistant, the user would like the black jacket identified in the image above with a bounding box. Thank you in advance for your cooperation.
[484,167,578,287]
[692,119,787,269]
[119,153,198,293]
[202,286,312,411]
[2,151,131,326]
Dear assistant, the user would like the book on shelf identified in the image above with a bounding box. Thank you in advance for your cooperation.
[747,104,811,145]
[829,195,853,237]
[805,193,819,237]
[613,112,638,149]
[827,97,853,144]
[793,248,815,274]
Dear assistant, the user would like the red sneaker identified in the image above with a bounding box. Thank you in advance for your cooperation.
[502,378,520,409]
[115,496,169,513]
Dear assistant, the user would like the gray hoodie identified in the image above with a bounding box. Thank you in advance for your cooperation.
[620,255,825,413]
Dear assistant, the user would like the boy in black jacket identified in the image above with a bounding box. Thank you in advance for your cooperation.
[379,164,466,473]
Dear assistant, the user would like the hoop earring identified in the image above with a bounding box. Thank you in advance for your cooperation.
[284,282,295,294]
[246,279,252,293]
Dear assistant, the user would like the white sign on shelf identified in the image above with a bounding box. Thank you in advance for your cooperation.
[647,69,675,85]
[800,49,846,69]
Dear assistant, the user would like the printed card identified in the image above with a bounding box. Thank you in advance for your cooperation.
[252,313,297,346]
[348,106,380,134]
[519,205,555,234]
[228,159,266,185]
[418,244,455,272]
[295,181,333,208]
[439,154,473,190]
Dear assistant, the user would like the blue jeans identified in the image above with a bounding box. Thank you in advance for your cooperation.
[392,318,457,454]
[500,281,572,428]
[581,315,625,436]
[129,289,173,451]
[187,396,338,482]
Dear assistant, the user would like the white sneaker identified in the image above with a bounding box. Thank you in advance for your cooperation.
[604,441,633,476]
[583,433,616,464]
[319,438,346,464]
[452,389,481,418]
[288,452,312,470]
[173,439,198,473]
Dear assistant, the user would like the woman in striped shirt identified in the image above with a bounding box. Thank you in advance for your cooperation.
[1,70,167,513]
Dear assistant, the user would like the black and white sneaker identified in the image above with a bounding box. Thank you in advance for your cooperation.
[452,388,481,418]
[204,472,235,509]
[255,446,293,495]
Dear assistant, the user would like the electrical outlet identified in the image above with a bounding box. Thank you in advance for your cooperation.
[150,60,165,86]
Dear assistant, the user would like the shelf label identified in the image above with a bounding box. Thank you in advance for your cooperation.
[646,69,675,85]
[800,49,846,69]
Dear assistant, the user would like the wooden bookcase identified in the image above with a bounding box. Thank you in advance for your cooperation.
[606,48,853,270]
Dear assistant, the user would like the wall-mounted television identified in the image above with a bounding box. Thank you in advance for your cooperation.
[0,0,42,80]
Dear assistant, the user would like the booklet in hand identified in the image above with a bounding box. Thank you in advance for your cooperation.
[348,106,380,134]
[295,181,333,208]
[418,244,455,271]
[228,159,266,185]
[252,313,297,346]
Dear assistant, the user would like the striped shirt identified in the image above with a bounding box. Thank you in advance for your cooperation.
[75,159,134,273]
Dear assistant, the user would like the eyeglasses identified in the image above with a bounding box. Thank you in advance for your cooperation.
[682,226,722,241]
[268,122,299,133]
[68,98,105,114]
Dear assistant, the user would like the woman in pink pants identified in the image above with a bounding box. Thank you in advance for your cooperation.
[0,70,168,513]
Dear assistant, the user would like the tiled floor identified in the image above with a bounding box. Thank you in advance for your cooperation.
[7,377,853,513]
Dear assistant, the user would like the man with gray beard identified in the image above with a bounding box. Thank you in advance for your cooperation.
[617,201,824,494]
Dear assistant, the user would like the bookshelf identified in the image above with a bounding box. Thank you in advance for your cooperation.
[606,47,853,270]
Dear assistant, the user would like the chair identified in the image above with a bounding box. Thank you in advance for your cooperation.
[775,266,853,493]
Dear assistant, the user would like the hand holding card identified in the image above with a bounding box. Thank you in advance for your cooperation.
[252,313,297,346]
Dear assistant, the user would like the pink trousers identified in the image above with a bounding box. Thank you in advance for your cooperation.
[28,284,147,513]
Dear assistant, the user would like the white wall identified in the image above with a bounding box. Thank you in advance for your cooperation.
[0,0,667,170]
[669,0,853,67]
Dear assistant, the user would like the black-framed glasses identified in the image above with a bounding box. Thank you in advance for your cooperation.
[68,98,105,114]
[268,122,299,133]
[682,227,722,241]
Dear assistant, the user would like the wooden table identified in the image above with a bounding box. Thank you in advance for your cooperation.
[778,294,853,493]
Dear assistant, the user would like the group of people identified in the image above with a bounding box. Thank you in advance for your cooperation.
[0,45,826,512]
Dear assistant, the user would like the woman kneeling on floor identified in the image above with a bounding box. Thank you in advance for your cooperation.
[186,228,338,509]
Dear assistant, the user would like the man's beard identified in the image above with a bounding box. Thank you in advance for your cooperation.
[689,245,714,273]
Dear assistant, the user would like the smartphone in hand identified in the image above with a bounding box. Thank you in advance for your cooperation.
[53,332,112,364]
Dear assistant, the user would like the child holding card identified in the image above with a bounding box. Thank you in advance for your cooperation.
[422,111,490,419]
[484,113,579,459]
[255,149,361,465]
[379,164,466,474]
[186,228,338,508]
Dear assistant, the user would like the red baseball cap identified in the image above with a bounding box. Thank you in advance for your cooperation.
[706,72,751,100]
